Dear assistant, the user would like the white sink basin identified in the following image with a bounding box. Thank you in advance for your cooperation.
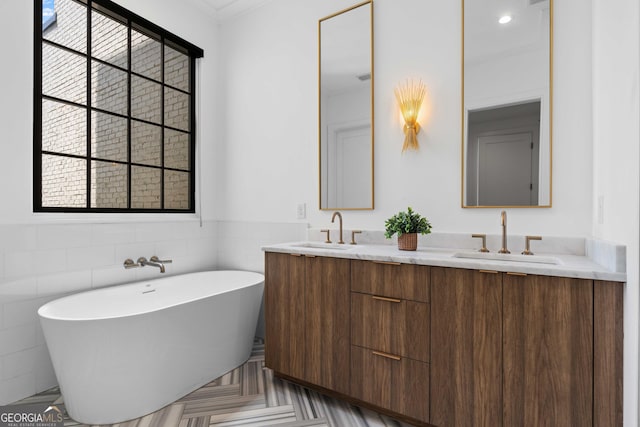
[290,242,355,251]
[453,251,561,265]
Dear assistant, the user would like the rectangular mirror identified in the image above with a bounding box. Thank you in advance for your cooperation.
[462,0,552,207]
[319,1,374,210]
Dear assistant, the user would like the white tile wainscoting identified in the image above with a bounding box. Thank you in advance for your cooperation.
[0,220,306,405]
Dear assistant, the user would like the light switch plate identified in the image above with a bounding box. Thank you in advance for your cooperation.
[296,203,306,220]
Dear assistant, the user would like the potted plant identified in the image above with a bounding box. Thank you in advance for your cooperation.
[384,207,432,251]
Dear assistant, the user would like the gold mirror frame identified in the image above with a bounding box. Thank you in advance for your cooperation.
[318,1,374,211]
[461,0,553,208]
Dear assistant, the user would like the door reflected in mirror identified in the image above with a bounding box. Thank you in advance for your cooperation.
[319,1,373,210]
[462,0,552,207]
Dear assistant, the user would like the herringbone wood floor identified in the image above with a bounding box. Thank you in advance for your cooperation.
[14,342,413,427]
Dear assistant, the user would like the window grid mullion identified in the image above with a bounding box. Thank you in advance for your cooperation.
[160,36,165,210]
[86,1,92,209]
[34,0,43,210]
[189,56,196,211]
[127,21,132,209]
[42,150,190,173]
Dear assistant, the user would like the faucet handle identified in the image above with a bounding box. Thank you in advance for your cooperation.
[522,236,542,255]
[124,258,141,269]
[471,234,490,253]
[150,255,172,264]
[320,229,332,244]
[350,230,362,245]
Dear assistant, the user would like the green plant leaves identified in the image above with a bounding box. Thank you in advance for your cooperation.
[384,206,432,238]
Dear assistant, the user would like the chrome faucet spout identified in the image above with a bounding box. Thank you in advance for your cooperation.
[499,211,510,254]
[331,211,344,244]
[137,257,166,273]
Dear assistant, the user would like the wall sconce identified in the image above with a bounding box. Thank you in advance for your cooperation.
[394,79,426,152]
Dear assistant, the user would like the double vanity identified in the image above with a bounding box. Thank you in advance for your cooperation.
[262,236,624,427]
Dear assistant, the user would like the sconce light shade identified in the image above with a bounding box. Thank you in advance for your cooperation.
[395,79,426,152]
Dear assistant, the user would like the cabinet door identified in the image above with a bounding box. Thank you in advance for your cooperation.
[431,267,503,427]
[304,256,351,394]
[503,274,593,427]
[594,281,623,427]
[264,252,306,379]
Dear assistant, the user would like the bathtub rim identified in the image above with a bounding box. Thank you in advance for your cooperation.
[37,270,265,322]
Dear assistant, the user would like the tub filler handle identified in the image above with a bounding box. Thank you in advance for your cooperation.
[123,258,141,269]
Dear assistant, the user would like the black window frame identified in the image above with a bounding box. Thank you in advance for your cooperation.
[34,0,204,213]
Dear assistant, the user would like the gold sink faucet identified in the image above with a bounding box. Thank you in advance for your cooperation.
[498,210,510,254]
[331,211,344,244]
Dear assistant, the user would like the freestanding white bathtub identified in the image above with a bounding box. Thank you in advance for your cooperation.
[38,270,264,424]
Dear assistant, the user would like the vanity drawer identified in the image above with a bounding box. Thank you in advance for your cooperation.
[351,345,430,423]
[351,292,429,363]
[351,260,430,302]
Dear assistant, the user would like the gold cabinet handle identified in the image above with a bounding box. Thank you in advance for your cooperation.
[372,295,402,303]
[372,351,401,361]
[290,253,303,257]
[479,270,499,274]
[507,271,527,277]
[372,260,402,266]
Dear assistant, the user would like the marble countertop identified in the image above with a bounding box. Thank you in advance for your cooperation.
[262,241,626,282]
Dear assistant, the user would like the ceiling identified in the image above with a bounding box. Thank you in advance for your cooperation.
[197,0,272,21]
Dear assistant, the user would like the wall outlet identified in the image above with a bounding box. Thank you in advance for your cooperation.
[296,203,306,219]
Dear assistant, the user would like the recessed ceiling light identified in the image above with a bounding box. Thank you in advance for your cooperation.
[499,15,512,24]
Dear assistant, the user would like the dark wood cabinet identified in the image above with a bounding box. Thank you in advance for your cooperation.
[351,259,429,302]
[350,261,430,422]
[594,281,624,427]
[430,268,623,427]
[304,255,351,394]
[351,345,429,422]
[503,273,593,427]
[430,267,503,427]
[265,252,623,427]
[264,252,306,380]
[264,252,350,395]
[351,292,430,362]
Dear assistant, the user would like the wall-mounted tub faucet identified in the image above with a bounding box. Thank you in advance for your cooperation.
[124,256,172,272]
[151,255,172,268]
[137,256,172,273]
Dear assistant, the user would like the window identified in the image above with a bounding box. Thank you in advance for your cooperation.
[34,0,203,212]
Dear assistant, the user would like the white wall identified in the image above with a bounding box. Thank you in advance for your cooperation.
[592,0,640,425]
[0,0,220,404]
[217,0,593,237]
